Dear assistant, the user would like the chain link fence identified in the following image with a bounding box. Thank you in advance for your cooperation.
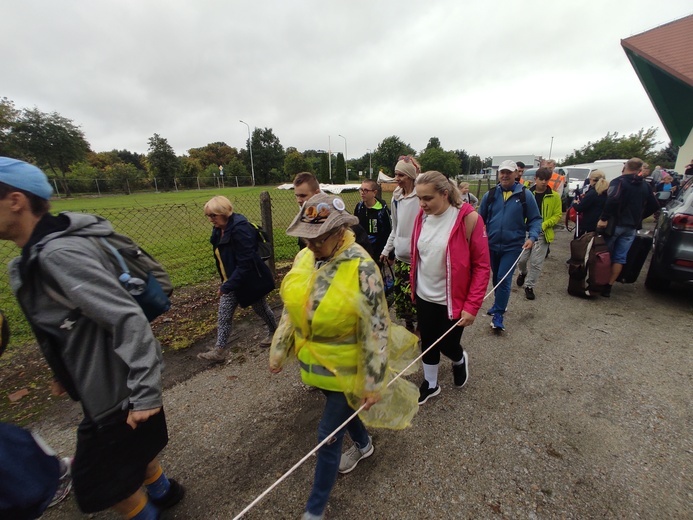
[50,176,255,197]
[0,189,371,348]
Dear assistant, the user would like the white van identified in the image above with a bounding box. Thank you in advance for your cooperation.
[559,159,627,198]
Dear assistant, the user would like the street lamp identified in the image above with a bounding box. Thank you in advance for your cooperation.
[366,148,373,179]
[338,134,348,182]
[239,120,255,186]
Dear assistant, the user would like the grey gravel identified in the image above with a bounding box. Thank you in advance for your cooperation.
[37,224,692,519]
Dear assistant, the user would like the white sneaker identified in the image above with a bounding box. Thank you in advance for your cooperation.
[338,436,374,474]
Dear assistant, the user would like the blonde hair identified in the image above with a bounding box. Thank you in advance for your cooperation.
[204,195,234,217]
[415,171,462,207]
[459,182,470,190]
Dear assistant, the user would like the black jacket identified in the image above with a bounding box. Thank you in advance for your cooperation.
[354,199,392,263]
[212,213,275,306]
[600,174,659,228]
[572,188,607,234]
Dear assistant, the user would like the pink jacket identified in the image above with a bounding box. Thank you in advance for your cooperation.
[410,203,491,319]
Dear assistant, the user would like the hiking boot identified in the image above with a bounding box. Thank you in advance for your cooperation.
[525,287,535,300]
[150,479,185,510]
[516,272,526,287]
[452,351,469,388]
[338,436,373,474]
[418,381,441,405]
[491,313,505,331]
[197,348,227,362]
[48,457,72,508]
[601,284,612,297]
[259,333,274,348]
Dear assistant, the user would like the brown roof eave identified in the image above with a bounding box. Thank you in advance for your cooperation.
[620,39,693,87]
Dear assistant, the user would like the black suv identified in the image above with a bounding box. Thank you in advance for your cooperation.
[645,175,693,290]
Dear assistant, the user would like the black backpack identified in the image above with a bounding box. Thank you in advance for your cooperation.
[249,222,272,261]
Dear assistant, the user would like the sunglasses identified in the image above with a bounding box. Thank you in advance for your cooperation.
[398,155,411,162]
[300,202,332,224]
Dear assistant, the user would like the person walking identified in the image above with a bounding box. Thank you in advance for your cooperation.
[353,178,391,264]
[570,170,608,236]
[380,155,421,332]
[198,195,277,362]
[270,193,419,520]
[1,157,183,520]
[597,158,659,297]
[410,172,490,404]
[516,167,563,300]
[479,160,542,332]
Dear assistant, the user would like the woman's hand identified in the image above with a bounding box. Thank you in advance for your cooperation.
[361,393,381,411]
[379,254,393,266]
[456,311,476,327]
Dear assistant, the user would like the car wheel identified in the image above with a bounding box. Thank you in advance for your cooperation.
[644,259,670,291]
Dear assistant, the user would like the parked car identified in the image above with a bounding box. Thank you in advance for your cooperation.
[645,175,693,290]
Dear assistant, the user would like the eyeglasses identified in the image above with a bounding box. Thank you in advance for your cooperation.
[398,155,411,162]
[205,213,218,218]
[301,228,340,248]
[358,188,375,193]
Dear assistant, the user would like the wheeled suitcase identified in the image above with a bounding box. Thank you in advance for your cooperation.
[567,231,610,297]
[617,230,653,283]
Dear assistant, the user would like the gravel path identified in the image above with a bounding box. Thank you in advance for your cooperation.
[36,224,692,519]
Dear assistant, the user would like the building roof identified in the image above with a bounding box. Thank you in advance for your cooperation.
[621,14,693,146]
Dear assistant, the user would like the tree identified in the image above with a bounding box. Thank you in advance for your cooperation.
[425,137,442,150]
[318,153,330,183]
[105,162,142,194]
[372,136,415,174]
[146,133,179,190]
[419,147,461,179]
[454,149,471,175]
[9,107,91,196]
[650,142,678,169]
[0,97,19,156]
[224,157,249,180]
[562,128,660,165]
[333,153,346,183]
[188,142,238,169]
[284,150,312,180]
[245,127,284,185]
[469,155,484,175]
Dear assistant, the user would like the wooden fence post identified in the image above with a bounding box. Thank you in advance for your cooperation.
[260,191,276,277]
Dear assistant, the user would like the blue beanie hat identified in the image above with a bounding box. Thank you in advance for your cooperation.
[0,157,53,200]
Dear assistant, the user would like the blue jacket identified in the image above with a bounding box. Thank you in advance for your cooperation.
[479,183,542,252]
[211,213,275,306]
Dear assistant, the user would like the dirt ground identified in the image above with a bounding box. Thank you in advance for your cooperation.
[8,223,693,519]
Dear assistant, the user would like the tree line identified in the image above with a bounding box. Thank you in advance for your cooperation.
[0,97,679,195]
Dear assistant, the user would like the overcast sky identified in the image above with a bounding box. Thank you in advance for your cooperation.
[3,1,691,164]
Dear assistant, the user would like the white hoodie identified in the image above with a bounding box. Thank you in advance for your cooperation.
[381,186,419,263]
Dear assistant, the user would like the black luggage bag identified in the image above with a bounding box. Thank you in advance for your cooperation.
[567,231,611,297]
[617,231,653,283]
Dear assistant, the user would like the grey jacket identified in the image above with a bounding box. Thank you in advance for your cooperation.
[9,212,163,423]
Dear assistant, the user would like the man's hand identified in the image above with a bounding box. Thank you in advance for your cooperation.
[523,239,535,250]
[597,219,608,229]
[456,311,476,327]
[127,407,161,429]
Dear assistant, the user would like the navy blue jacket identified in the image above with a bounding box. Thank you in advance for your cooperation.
[211,213,275,306]
[572,188,607,234]
[479,183,542,252]
[600,174,659,228]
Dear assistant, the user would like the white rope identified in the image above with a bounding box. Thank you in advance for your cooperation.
[232,249,526,519]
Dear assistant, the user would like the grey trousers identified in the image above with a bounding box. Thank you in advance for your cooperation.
[517,235,550,289]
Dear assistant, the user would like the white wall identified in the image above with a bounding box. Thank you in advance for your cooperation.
[674,127,693,174]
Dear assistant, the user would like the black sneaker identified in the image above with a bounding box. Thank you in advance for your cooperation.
[601,284,612,297]
[150,479,185,510]
[418,381,441,405]
[516,272,526,287]
[525,287,535,300]
[452,351,469,388]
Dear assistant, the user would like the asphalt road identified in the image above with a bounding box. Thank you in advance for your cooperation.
[36,223,692,519]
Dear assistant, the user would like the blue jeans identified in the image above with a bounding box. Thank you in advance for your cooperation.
[606,226,636,265]
[488,248,523,315]
[305,391,370,516]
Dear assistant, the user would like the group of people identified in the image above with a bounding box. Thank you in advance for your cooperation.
[0,151,662,520]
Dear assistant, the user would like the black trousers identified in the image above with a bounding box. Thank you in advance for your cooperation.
[416,295,464,365]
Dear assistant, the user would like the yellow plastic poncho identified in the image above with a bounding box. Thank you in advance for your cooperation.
[270,231,420,429]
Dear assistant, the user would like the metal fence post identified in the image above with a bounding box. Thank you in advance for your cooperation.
[197,176,201,190]
[52,179,60,198]
[260,191,275,277]
[95,179,101,196]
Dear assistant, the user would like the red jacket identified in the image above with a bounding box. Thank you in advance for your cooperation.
[410,203,491,319]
